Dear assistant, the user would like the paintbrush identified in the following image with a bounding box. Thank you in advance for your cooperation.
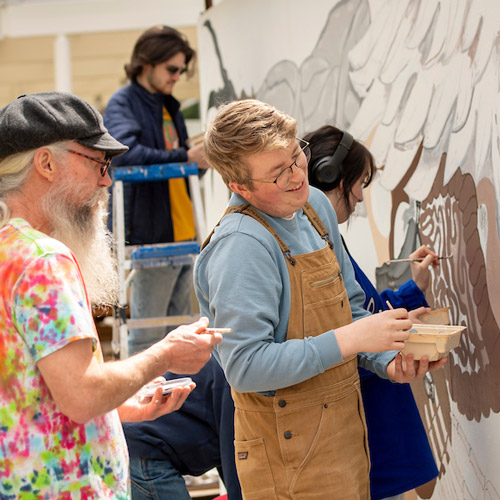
[205,328,233,334]
[385,256,453,265]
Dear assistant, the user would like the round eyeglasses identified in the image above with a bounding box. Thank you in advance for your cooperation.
[246,139,311,190]
[65,149,112,177]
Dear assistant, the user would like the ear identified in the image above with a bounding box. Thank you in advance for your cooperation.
[33,148,57,182]
[228,181,251,198]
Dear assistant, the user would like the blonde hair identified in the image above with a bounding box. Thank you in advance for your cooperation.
[204,99,297,188]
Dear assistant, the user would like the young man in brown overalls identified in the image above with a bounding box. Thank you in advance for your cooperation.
[194,99,446,500]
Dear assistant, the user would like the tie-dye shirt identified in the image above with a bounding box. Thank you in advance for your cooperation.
[0,219,129,499]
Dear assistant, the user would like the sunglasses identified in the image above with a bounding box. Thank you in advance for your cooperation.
[65,149,112,177]
[166,64,187,76]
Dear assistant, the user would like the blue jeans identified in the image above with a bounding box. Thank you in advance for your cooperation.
[129,264,193,356]
[129,456,191,500]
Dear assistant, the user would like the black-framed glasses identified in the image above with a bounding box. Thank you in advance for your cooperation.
[166,64,187,76]
[65,149,112,177]
[246,138,311,190]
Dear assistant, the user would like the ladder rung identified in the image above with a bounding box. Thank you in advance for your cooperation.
[130,255,195,269]
[111,162,199,182]
[131,242,200,260]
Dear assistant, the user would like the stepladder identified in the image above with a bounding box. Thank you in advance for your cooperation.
[111,162,206,359]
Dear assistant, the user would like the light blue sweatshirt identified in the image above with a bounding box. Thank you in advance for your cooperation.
[194,187,396,393]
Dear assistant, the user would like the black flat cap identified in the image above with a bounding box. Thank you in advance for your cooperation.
[0,92,128,160]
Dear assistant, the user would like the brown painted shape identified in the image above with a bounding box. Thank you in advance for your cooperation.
[406,154,500,498]
[420,158,500,420]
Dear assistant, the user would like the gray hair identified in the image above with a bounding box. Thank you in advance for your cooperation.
[0,142,69,227]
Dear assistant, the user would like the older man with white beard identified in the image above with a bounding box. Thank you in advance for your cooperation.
[0,92,222,500]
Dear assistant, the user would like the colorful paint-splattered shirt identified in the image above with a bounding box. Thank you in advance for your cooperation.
[0,219,129,499]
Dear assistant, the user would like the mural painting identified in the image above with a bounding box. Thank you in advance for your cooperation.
[198,0,500,498]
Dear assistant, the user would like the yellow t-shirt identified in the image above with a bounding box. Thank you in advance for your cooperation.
[163,107,195,241]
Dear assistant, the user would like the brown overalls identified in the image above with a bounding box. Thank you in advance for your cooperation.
[205,203,370,500]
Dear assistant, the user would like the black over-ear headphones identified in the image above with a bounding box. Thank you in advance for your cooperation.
[309,131,354,191]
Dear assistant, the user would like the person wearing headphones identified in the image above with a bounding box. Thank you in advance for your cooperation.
[195,100,447,500]
[304,124,439,500]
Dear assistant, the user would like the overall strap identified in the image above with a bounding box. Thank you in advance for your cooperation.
[201,204,296,265]
[200,204,243,251]
[302,202,334,249]
[201,202,334,262]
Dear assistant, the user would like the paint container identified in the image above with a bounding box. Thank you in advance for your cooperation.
[419,306,451,325]
[401,324,466,361]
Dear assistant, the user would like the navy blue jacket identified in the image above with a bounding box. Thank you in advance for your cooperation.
[103,81,190,245]
[123,357,242,499]
[344,242,437,500]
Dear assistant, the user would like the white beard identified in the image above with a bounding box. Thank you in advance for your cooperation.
[41,178,118,308]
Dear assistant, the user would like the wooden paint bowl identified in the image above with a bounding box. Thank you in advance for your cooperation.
[419,306,451,325]
[401,324,466,361]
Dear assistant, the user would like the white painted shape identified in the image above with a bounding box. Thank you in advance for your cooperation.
[423,60,461,149]
[381,60,416,126]
[461,0,482,51]
[348,0,407,96]
[404,143,445,201]
[492,92,500,203]
[348,79,386,140]
[477,203,488,262]
[340,214,378,284]
[394,70,432,145]
[407,0,438,49]
[421,0,447,66]
[368,177,392,239]
[348,63,375,100]
[445,112,476,184]
[368,120,396,169]
[392,201,410,259]
[452,54,474,131]
[201,168,230,234]
[441,0,467,63]
[378,2,415,85]
[470,5,500,84]
[378,140,420,192]
[475,57,497,179]
[348,0,386,71]
[184,119,202,138]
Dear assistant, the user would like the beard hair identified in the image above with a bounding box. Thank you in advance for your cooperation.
[41,176,118,308]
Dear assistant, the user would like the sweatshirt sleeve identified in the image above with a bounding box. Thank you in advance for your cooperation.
[194,231,343,393]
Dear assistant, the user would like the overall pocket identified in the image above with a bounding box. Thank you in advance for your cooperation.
[234,437,278,499]
[303,288,352,337]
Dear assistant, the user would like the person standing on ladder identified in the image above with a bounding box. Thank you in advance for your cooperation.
[104,25,210,356]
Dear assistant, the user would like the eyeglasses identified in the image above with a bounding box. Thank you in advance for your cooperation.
[65,149,112,177]
[246,138,311,190]
[166,65,187,76]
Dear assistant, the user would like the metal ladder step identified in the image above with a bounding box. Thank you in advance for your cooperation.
[112,162,206,359]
